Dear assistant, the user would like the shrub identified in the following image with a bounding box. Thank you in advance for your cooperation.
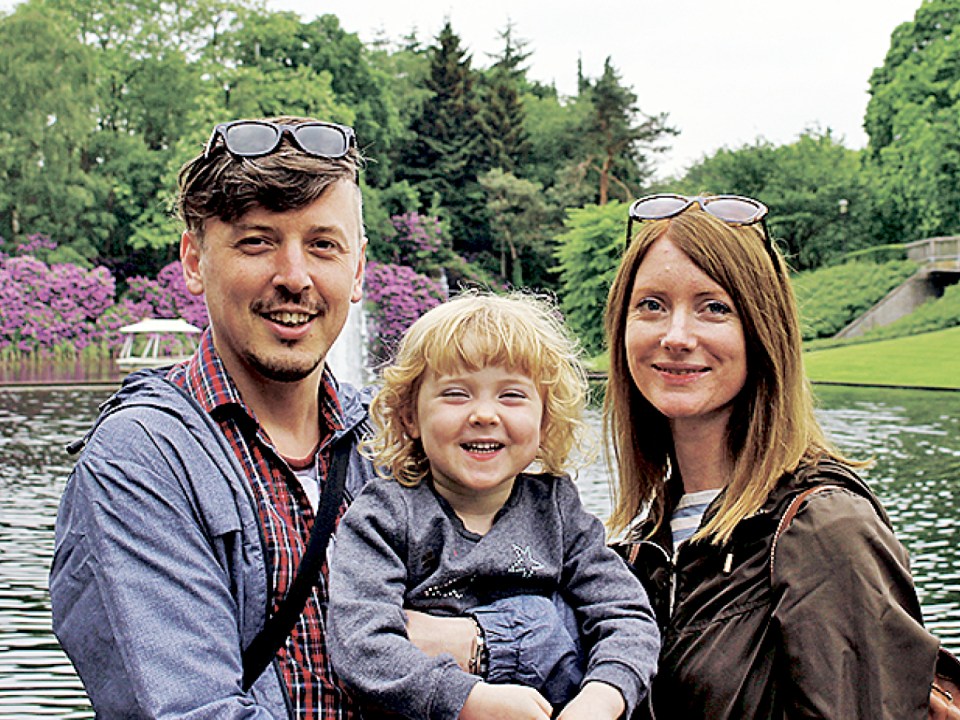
[0,252,116,356]
[793,260,918,340]
[364,261,446,367]
[125,261,208,329]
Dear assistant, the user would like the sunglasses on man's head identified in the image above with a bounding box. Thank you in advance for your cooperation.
[204,120,357,160]
[625,193,779,270]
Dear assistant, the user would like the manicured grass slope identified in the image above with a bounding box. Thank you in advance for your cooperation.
[803,326,960,389]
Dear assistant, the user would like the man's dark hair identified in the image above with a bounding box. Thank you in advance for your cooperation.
[177,115,363,236]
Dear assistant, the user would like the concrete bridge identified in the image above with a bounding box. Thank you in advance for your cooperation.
[834,236,960,339]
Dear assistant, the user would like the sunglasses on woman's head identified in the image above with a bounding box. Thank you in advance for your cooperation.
[204,120,357,160]
[625,193,779,272]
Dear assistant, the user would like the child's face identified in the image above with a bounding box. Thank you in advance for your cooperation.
[405,364,544,503]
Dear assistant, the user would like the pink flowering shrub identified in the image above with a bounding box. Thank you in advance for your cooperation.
[364,261,446,366]
[0,253,116,357]
[125,261,209,329]
[387,213,445,272]
[0,248,208,359]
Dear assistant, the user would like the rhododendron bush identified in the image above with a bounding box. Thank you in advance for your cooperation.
[3,215,452,368]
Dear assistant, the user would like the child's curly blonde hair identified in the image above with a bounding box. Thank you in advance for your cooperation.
[364,290,590,486]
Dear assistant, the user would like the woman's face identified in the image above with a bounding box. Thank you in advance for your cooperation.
[624,237,747,433]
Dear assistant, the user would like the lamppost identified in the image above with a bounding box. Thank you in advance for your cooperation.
[838,198,849,256]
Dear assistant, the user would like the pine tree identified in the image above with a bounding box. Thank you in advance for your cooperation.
[477,23,531,175]
[580,58,676,204]
[400,21,489,253]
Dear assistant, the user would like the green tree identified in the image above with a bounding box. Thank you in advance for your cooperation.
[554,201,626,355]
[0,2,104,260]
[231,11,402,188]
[479,168,550,287]
[399,21,489,255]
[579,58,676,205]
[477,23,531,174]
[679,130,873,270]
[864,0,960,242]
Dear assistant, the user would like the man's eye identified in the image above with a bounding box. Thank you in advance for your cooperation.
[238,237,270,250]
[310,238,337,252]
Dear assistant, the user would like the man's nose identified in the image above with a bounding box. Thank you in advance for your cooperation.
[273,242,312,294]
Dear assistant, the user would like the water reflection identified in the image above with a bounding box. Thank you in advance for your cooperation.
[0,389,109,719]
[0,384,956,718]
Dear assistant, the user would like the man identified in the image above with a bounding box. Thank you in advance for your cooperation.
[50,117,379,717]
[49,116,586,719]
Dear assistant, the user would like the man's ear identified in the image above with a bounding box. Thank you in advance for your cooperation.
[180,231,205,297]
[351,237,367,304]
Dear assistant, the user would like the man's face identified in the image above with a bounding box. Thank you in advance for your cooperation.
[181,180,366,388]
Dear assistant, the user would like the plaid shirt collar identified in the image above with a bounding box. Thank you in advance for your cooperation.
[175,328,344,436]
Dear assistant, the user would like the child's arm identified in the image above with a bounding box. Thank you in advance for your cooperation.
[327,482,480,719]
[556,681,625,720]
[405,610,477,671]
[555,475,661,718]
[459,681,553,720]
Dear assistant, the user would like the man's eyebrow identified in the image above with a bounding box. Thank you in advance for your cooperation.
[231,223,348,236]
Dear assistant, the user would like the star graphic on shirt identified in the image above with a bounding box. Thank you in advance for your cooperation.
[508,544,544,578]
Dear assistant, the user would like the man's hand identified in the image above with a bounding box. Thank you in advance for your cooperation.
[459,682,552,720]
[405,610,477,673]
[557,681,625,720]
[929,685,960,720]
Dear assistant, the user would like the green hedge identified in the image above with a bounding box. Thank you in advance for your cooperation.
[793,260,918,340]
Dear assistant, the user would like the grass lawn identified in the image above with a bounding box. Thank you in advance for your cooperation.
[803,326,960,390]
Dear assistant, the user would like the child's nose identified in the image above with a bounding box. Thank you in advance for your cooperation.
[469,402,501,426]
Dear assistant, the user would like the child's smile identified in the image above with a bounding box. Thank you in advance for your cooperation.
[406,365,543,509]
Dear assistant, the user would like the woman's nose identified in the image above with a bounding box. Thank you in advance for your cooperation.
[660,312,696,351]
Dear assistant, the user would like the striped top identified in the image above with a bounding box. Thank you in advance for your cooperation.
[670,488,722,554]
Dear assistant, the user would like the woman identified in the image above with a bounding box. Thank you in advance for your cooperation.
[604,194,946,719]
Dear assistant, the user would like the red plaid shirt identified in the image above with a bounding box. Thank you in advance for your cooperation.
[168,330,361,718]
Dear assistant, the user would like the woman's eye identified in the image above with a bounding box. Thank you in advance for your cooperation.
[705,300,733,316]
[636,298,664,313]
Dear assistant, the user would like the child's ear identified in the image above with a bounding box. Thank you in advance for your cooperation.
[400,406,421,439]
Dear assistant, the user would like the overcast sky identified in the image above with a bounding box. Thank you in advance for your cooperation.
[272,0,922,178]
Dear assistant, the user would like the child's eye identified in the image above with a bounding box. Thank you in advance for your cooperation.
[440,388,469,399]
[501,390,529,400]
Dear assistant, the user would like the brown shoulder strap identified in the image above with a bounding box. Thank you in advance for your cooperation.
[769,484,837,581]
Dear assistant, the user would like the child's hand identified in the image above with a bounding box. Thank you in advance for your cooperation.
[459,681,552,720]
[556,681,625,720]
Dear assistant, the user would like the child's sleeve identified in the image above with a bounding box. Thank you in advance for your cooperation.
[327,481,481,720]
[556,475,661,717]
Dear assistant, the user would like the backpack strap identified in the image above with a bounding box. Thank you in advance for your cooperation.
[241,436,352,691]
[770,484,837,581]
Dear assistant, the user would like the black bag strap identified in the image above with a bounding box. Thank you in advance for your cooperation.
[242,436,352,691]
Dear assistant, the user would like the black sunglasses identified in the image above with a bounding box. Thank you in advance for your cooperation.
[626,193,779,270]
[204,120,357,160]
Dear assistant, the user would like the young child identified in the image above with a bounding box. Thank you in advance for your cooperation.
[327,291,659,720]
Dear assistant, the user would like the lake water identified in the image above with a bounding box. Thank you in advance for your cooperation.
[0,383,957,718]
